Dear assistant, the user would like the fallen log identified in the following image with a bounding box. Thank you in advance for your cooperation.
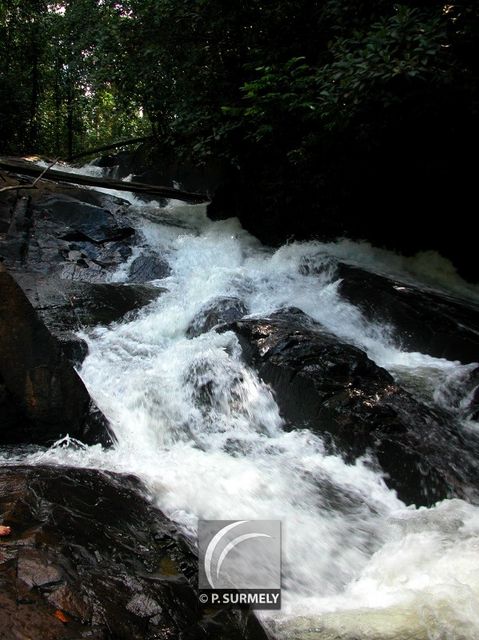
[0,156,208,204]
[0,158,58,193]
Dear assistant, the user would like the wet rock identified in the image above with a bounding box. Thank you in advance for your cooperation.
[34,194,133,244]
[92,150,135,180]
[466,367,479,421]
[0,266,111,446]
[128,254,171,282]
[187,297,247,338]
[0,174,20,233]
[224,308,479,506]
[126,593,163,618]
[66,238,132,267]
[0,466,267,640]
[1,185,135,282]
[10,272,163,365]
[93,144,224,194]
[56,334,90,366]
[47,583,92,621]
[17,548,64,588]
[334,264,479,364]
[0,374,24,436]
[1,175,162,368]
[14,272,162,331]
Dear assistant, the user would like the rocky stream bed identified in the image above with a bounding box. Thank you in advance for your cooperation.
[1,161,479,639]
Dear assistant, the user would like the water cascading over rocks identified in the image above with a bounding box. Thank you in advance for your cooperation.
[2,161,479,640]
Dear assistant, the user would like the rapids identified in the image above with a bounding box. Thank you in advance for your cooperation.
[6,168,479,639]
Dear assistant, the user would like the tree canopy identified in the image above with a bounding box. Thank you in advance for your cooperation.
[1,1,477,162]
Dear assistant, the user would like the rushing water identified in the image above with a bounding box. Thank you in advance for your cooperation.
[10,168,479,639]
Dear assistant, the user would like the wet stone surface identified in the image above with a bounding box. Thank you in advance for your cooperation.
[224,308,479,507]
[0,466,267,640]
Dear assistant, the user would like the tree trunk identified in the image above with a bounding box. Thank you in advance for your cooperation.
[66,81,74,160]
[29,22,39,147]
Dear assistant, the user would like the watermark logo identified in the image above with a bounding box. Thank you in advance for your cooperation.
[198,520,281,609]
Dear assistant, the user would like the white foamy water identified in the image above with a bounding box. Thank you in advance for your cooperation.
[10,172,479,638]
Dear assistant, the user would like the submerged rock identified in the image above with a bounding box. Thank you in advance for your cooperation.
[224,308,479,506]
[0,266,110,446]
[187,297,247,338]
[0,466,267,640]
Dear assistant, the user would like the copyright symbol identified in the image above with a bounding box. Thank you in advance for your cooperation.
[199,594,208,604]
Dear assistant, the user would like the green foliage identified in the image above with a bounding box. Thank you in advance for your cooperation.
[0,1,47,152]
[0,0,149,156]
[228,6,453,162]
[0,0,477,169]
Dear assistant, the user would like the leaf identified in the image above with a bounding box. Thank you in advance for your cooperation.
[54,610,71,624]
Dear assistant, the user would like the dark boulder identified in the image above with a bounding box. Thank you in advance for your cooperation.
[28,195,135,281]
[92,149,137,180]
[0,466,267,640]
[0,374,25,437]
[61,237,132,272]
[128,254,171,282]
[333,263,479,364]
[223,308,479,506]
[0,266,110,446]
[1,185,135,281]
[56,333,90,367]
[1,176,162,368]
[91,152,129,179]
[34,194,133,244]
[187,297,247,338]
[14,272,162,332]
[93,144,225,194]
[12,272,163,365]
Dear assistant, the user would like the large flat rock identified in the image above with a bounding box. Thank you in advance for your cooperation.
[1,175,166,366]
[13,272,162,331]
[0,180,135,280]
[0,466,266,640]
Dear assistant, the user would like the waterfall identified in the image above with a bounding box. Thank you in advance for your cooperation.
[9,177,479,639]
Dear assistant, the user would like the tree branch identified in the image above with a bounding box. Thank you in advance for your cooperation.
[67,136,154,162]
[0,158,58,193]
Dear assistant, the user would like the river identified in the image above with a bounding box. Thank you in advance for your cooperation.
[7,167,479,639]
